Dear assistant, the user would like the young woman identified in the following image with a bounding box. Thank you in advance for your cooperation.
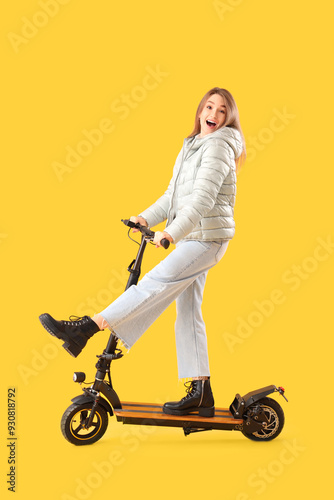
[39,87,246,417]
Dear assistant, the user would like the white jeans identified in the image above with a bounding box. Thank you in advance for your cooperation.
[100,239,229,379]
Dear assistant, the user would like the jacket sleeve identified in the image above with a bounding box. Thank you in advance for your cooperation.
[164,139,231,243]
[138,147,183,228]
[139,179,173,228]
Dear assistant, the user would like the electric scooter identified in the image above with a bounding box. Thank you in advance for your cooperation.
[61,219,288,446]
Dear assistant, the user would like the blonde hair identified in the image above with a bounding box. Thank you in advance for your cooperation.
[188,87,246,172]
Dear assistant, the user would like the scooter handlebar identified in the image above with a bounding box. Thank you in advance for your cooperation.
[121,219,170,249]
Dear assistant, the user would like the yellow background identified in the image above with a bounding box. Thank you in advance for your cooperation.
[1,1,333,498]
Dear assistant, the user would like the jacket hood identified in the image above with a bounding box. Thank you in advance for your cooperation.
[185,126,244,159]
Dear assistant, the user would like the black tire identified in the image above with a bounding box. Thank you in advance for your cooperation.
[61,402,109,446]
[242,397,284,442]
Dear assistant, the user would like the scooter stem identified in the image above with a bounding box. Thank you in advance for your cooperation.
[125,235,147,290]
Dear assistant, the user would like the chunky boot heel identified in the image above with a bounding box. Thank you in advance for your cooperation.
[62,341,83,358]
[198,406,215,417]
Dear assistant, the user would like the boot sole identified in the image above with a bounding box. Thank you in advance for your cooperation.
[163,405,215,418]
[38,314,82,358]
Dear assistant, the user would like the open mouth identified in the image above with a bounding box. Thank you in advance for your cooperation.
[206,120,216,128]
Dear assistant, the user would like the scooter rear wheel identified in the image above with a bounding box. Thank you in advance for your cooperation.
[61,402,109,445]
[242,397,284,441]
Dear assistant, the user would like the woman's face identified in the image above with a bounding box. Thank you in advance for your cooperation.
[198,94,226,137]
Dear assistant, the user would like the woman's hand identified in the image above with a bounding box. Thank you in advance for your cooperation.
[153,231,174,248]
[129,216,148,233]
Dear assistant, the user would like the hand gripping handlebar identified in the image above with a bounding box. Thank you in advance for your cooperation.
[121,219,170,249]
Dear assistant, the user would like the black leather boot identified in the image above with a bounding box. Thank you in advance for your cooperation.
[39,313,100,357]
[163,379,215,417]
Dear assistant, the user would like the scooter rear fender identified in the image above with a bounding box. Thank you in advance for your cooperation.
[229,384,279,418]
[71,394,114,416]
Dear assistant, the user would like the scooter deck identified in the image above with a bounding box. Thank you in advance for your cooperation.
[114,402,244,432]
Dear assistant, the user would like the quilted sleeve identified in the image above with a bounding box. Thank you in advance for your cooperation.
[139,179,173,228]
[139,147,184,228]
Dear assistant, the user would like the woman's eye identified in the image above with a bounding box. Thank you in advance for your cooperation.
[207,105,212,109]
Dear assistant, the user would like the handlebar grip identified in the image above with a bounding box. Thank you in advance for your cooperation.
[122,219,170,249]
[121,218,135,228]
[160,238,170,250]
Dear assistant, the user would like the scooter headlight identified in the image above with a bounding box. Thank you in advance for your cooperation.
[73,372,86,383]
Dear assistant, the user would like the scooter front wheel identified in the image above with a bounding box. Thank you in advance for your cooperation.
[61,402,109,446]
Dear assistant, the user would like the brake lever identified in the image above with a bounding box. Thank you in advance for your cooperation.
[121,219,170,249]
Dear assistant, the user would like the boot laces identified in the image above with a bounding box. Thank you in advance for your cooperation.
[62,315,88,326]
[181,381,196,401]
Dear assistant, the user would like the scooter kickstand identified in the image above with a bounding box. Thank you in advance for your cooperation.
[183,427,213,437]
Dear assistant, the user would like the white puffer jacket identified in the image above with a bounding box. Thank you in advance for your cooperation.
[140,126,244,244]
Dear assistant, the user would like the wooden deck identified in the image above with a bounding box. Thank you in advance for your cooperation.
[114,402,244,431]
